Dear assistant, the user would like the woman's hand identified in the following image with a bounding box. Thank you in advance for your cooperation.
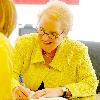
[32,88,64,99]
[13,85,31,100]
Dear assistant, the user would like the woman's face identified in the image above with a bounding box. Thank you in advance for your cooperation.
[37,15,65,53]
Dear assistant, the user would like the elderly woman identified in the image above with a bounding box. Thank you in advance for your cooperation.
[0,0,16,99]
[13,1,98,99]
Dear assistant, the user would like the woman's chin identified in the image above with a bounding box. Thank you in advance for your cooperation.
[40,43,58,53]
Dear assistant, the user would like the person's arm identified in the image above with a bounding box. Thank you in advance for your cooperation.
[12,37,31,99]
[32,45,98,99]
[64,46,99,98]
[12,34,37,99]
[12,34,35,89]
[12,38,24,89]
[0,35,13,99]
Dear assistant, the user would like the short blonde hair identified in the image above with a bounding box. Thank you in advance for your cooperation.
[0,0,17,37]
[38,0,73,33]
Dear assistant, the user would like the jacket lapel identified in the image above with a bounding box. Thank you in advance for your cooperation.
[30,37,73,71]
[49,38,73,71]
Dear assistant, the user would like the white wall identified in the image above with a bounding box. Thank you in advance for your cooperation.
[77,0,100,41]
[9,0,100,46]
[69,0,100,41]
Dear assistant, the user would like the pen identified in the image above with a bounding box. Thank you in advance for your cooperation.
[19,74,35,98]
[19,74,25,87]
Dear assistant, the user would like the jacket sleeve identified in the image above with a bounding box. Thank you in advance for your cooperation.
[12,37,25,89]
[0,34,13,99]
[12,34,36,89]
[65,45,99,98]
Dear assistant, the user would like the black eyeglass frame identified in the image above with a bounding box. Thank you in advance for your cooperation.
[37,27,64,39]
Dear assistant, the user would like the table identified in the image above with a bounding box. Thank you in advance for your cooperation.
[31,94,100,100]
[72,94,100,100]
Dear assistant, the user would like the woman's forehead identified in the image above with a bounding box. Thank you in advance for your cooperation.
[39,15,61,29]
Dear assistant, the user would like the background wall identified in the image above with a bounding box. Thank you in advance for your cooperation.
[9,0,100,46]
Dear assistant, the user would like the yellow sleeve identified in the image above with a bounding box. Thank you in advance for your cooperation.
[0,35,13,99]
[65,46,99,98]
[12,38,24,89]
[12,33,36,89]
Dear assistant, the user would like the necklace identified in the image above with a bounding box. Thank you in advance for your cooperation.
[42,48,57,64]
[42,48,57,58]
[44,52,53,58]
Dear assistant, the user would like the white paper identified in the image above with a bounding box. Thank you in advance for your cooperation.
[30,97,67,100]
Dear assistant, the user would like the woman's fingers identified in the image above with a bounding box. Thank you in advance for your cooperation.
[32,90,46,99]
[14,85,30,99]
[15,94,27,100]
[18,85,29,97]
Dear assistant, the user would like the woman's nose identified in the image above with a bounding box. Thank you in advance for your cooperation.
[42,34,50,41]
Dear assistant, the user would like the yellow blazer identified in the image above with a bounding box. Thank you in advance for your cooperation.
[12,33,98,98]
[0,33,13,100]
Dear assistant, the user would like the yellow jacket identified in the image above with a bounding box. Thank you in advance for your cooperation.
[0,33,13,100]
[12,33,98,98]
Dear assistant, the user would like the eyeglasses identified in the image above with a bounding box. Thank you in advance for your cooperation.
[37,27,64,39]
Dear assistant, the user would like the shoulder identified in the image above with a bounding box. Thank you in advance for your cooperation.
[16,33,37,44]
[0,33,13,61]
[0,33,13,53]
[0,33,8,45]
[64,38,88,52]
[66,39,87,49]
[15,33,38,47]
